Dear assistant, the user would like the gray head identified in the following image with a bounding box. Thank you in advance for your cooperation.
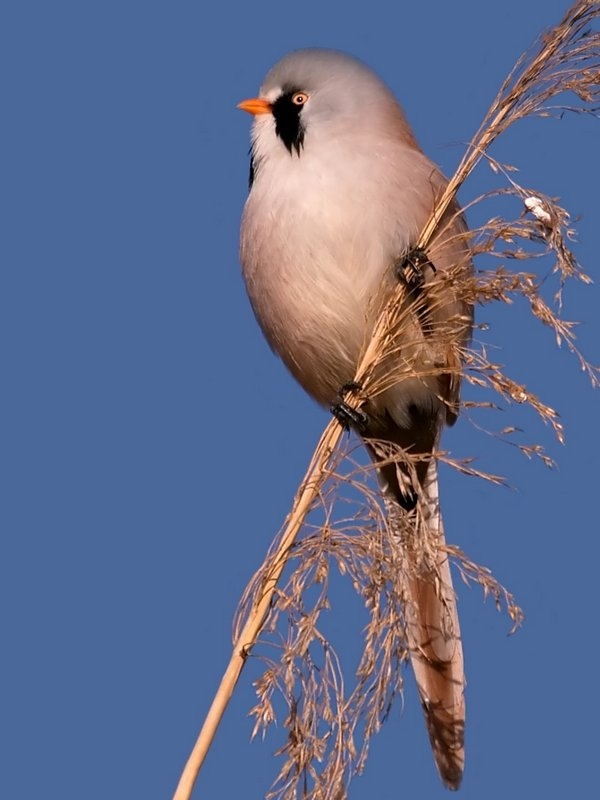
[238,48,418,158]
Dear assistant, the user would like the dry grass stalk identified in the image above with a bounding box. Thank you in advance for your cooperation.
[173,3,600,798]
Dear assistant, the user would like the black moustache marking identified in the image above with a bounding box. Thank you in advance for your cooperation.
[271,91,305,156]
[248,149,256,189]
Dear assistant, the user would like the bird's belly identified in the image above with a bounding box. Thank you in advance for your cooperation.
[241,163,406,406]
[245,247,369,405]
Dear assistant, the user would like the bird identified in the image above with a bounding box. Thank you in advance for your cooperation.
[238,48,473,790]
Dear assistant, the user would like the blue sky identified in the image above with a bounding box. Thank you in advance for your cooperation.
[2,1,599,798]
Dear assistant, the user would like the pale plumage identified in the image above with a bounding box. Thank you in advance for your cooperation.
[239,48,472,789]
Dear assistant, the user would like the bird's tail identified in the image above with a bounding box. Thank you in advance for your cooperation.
[385,457,466,790]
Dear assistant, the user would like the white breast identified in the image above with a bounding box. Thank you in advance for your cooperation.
[240,126,441,405]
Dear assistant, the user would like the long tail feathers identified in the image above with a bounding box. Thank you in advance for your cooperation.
[389,458,466,789]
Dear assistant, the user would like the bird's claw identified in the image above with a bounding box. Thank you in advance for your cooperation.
[330,382,368,432]
[395,247,436,288]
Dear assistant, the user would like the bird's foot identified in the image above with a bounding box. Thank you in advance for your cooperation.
[394,247,436,289]
[330,382,368,432]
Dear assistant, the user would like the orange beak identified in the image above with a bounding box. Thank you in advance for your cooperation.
[237,97,272,116]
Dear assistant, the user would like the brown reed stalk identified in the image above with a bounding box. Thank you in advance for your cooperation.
[173,3,600,798]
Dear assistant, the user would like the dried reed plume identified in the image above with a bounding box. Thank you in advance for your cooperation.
[173,3,600,798]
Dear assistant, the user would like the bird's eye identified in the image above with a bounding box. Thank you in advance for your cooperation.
[291,92,309,106]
